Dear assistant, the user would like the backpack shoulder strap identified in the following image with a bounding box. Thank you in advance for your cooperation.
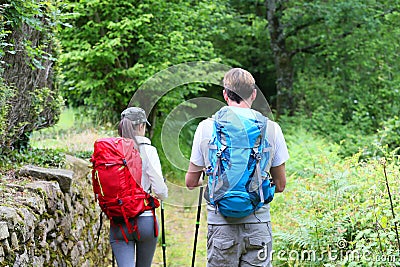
[138,142,150,146]
[265,119,276,171]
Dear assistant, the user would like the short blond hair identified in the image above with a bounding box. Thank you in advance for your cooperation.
[223,68,255,103]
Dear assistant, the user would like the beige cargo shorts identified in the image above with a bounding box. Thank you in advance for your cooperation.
[207,222,272,267]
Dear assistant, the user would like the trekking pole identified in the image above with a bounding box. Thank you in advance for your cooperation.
[96,212,115,267]
[161,199,167,267]
[191,185,204,267]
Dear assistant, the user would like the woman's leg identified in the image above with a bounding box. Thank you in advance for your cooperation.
[135,215,158,267]
[109,222,136,267]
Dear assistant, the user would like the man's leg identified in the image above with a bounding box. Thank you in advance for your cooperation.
[207,224,242,267]
[240,222,273,267]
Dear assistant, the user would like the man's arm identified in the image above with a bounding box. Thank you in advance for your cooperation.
[270,163,286,193]
[185,162,204,190]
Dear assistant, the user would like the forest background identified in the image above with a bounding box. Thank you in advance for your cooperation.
[0,0,399,266]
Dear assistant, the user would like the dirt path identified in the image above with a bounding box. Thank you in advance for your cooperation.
[152,203,208,267]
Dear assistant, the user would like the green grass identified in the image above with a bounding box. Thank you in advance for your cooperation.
[30,107,116,155]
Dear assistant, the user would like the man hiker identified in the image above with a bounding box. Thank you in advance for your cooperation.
[185,68,289,266]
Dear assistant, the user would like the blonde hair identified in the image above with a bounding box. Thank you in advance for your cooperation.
[223,68,255,103]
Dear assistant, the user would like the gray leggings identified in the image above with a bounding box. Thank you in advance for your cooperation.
[109,215,158,267]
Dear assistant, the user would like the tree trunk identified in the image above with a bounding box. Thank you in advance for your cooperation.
[1,14,60,151]
[266,0,294,115]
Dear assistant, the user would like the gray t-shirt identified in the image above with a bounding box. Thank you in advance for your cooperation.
[190,113,289,225]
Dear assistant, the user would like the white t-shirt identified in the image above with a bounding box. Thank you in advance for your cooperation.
[189,112,289,224]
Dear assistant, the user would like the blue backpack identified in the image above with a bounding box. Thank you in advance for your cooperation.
[205,106,275,218]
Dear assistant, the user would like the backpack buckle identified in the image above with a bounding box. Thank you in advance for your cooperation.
[254,152,261,161]
[216,151,222,157]
[205,166,213,176]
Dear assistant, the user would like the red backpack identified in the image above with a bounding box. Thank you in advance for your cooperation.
[90,137,159,241]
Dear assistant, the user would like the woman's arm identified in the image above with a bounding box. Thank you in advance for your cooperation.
[144,146,168,200]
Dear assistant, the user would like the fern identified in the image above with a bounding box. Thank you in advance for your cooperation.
[272,126,400,266]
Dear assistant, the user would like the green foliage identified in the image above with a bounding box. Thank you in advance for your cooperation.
[286,1,400,154]
[56,0,400,158]
[0,0,64,153]
[0,84,64,153]
[0,80,15,147]
[0,0,61,68]
[271,125,400,266]
[279,114,377,158]
[0,148,66,171]
[151,115,201,185]
[210,1,273,76]
[59,0,229,123]
[376,116,400,153]
[284,109,400,158]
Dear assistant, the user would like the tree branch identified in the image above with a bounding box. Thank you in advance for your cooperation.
[285,17,324,38]
[290,7,400,58]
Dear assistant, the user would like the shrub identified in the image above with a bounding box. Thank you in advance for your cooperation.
[0,148,66,171]
[271,125,400,266]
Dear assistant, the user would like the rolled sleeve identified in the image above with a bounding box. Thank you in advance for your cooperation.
[189,119,213,167]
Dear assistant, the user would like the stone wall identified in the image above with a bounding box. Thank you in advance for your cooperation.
[0,155,112,267]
